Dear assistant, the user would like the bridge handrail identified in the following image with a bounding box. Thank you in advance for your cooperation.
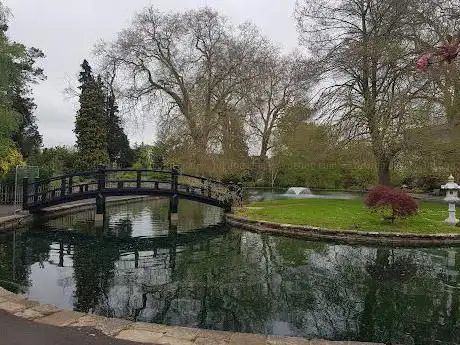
[30,170,99,186]
[103,168,171,174]
[179,173,231,186]
[23,167,242,211]
[29,169,237,187]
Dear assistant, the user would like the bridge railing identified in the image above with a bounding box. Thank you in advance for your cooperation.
[23,170,100,209]
[23,167,242,210]
[177,173,241,204]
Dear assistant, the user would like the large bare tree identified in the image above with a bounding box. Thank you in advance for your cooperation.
[98,7,267,164]
[241,51,313,158]
[296,0,426,185]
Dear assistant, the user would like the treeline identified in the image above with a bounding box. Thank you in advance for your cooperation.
[4,1,460,192]
[0,2,44,183]
[93,3,460,190]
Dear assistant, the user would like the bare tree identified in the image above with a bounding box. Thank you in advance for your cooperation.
[98,7,267,165]
[296,0,426,185]
[241,51,313,158]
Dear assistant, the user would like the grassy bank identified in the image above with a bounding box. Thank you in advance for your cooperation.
[235,198,457,234]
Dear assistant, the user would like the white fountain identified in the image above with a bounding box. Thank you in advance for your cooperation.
[285,187,312,195]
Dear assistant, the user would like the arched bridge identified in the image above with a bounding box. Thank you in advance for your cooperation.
[22,167,242,213]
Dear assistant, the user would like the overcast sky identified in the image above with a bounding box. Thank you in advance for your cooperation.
[5,0,299,148]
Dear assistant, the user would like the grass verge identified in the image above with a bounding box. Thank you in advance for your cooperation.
[234,198,458,234]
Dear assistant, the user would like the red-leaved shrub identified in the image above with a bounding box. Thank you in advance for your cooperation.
[365,185,418,222]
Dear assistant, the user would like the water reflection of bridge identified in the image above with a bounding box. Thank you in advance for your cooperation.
[27,223,229,268]
[5,225,460,344]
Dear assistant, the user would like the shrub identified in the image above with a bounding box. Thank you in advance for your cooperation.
[365,185,418,223]
[416,174,444,193]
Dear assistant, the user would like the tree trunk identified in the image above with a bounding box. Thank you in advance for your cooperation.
[190,134,209,174]
[260,136,269,158]
[376,157,391,186]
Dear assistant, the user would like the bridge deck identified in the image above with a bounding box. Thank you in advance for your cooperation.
[23,168,242,213]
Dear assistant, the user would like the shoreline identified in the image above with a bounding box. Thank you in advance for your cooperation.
[0,198,405,345]
[226,214,460,246]
[0,196,155,232]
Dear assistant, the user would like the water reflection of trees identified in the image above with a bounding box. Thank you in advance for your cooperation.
[0,230,51,293]
[72,220,122,315]
[290,246,455,345]
[4,202,460,345]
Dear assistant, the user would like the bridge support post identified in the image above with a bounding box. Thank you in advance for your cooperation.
[96,193,105,215]
[95,166,106,226]
[95,193,105,227]
[169,194,179,223]
[169,166,179,224]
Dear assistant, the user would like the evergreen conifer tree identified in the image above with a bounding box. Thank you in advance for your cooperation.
[74,60,109,170]
[105,89,133,167]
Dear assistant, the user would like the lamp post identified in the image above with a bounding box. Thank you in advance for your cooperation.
[441,175,460,226]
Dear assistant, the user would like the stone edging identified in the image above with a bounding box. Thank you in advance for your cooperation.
[0,213,32,232]
[226,214,460,246]
[0,200,384,345]
[0,287,381,345]
[0,196,153,232]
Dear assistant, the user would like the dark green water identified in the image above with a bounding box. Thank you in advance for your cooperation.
[0,199,459,345]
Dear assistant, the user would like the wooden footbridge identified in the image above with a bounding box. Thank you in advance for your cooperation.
[22,167,242,215]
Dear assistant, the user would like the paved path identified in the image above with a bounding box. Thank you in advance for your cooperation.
[0,310,146,345]
[0,204,19,217]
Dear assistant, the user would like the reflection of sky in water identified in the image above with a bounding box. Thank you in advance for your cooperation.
[27,245,75,310]
[106,200,223,237]
[1,199,460,344]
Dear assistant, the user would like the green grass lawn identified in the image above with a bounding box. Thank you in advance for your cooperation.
[235,198,459,234]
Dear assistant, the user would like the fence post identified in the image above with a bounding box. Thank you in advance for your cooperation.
[22,178,29,210]
[34,177,40,204]
[136,171,142,189]
[97,166,106,191]
[169,166,179,222]
[171,166,179,192]
[96,166,106,216]
[201,177,206,195]
[68,176,73,195]
[60,177,66,197]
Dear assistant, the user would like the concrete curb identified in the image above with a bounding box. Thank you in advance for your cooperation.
[226,214,460,246]
[0,213,33,232]
[0,200,385,344]
[0,287,382,345]
[0,196,152,233]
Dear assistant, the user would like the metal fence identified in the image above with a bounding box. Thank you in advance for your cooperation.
[0,184,19,205]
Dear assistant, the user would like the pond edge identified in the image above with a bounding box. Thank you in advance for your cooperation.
[0,196,155,232]
[226,214,460,246]
[0,200,386,345]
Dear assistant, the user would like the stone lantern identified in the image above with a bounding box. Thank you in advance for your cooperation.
[441,175,460,225]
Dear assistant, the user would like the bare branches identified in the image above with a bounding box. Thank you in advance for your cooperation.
[240,50,315,157]
[97,7,278,157]
[296,0,434,184]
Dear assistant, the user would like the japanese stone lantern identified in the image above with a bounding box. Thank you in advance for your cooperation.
[441,175,460,225]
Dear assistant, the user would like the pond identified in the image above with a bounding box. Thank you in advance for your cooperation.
[0,198,459,345]
[246,187,363,202]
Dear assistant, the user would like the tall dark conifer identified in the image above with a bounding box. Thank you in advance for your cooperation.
[11,47,45,158]
[74,60,109,170]
[105,89,133,167]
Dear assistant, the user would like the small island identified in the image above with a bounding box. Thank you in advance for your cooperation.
[235,198,454,234]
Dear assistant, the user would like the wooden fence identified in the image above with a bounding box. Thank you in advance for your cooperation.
[0,184,21,205]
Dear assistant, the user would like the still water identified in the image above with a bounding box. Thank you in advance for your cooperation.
[0,199,459,345]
